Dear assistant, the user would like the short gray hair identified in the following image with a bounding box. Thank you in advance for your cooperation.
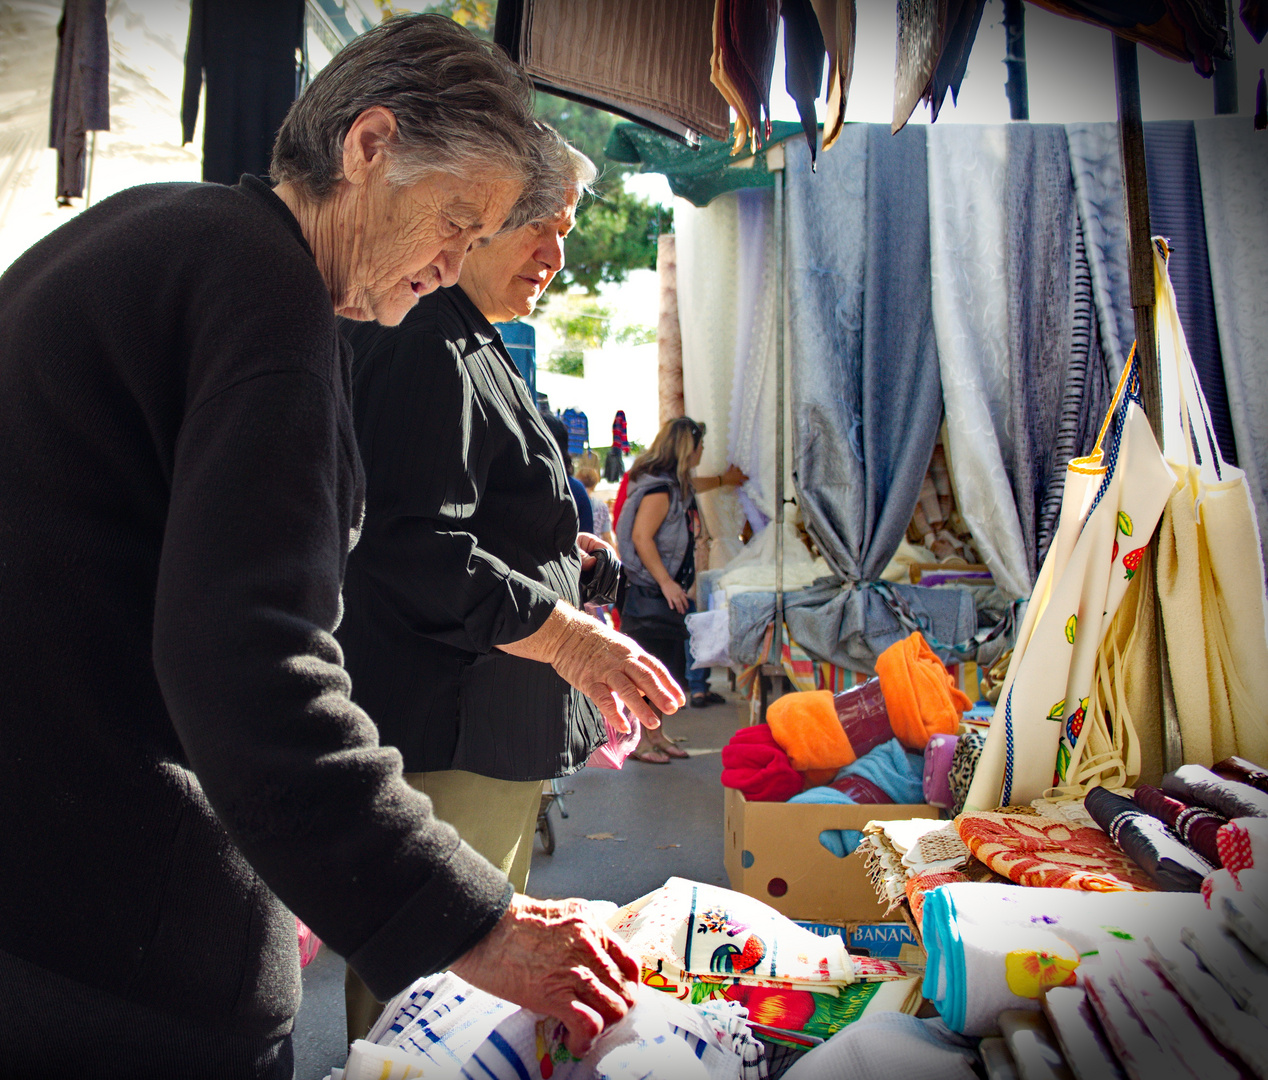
[271,13,541,219]
[526,123,598,224]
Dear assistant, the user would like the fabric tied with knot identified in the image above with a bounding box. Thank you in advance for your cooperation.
[1084,785,1212,892]
[875,632,971,750]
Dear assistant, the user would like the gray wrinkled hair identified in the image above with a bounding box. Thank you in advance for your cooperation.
[271,13,549,228]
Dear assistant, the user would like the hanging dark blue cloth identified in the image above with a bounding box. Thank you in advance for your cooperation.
[182,0,305,185]
[1143,120,1238,465]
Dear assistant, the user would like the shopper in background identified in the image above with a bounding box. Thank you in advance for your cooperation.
[546,411,595,535]
[616,417,746,761]
[578,465,614,546]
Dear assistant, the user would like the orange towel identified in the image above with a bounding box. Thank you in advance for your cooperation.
[766,690,856,771]
[875,632,971,750]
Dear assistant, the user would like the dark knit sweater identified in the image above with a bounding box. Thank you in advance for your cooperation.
[339,288,605,780]
[0,177,510,1071]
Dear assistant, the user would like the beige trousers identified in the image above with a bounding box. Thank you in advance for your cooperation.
[343,769,543,1044]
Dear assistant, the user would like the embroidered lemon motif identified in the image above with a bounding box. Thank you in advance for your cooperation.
[1005,949,1079,998]
[1056,742,1071,782]
[1064,615,1077,644]
[1046,699,1065,722]
[1117,511,1133,536]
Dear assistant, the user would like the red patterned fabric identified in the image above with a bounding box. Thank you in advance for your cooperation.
[1217,817,1268,874]
[954,812,1157,892]
[905,870,968,927]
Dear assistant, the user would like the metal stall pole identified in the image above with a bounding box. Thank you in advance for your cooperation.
[759,146,788,720]
[1113,36,1183,772]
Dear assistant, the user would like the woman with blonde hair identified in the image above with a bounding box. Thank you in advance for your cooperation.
[616,417,746,761]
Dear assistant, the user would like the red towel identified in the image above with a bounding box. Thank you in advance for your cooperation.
[721,725,803,802]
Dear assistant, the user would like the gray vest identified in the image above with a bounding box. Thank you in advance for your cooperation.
[617,471,691,589]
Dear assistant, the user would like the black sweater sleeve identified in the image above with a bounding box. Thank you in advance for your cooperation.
[351,327,560,654]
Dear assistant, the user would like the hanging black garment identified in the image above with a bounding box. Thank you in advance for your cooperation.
[49,0,109,201]
[781,0,826,165]
[928,0,986,122]
[182,0,305,185]
[1143,120,1238,465]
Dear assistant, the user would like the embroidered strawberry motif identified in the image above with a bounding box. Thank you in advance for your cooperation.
[1123,547,1145,580]
[1066,698,1089,743]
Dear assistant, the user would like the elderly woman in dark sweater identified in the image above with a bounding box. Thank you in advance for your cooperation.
[339,129,682,1042]
[0,16,674,1077]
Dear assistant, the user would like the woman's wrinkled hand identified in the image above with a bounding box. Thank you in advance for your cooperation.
[659,578,690,615]
[449,895,639,1058]
[498,602,684,732]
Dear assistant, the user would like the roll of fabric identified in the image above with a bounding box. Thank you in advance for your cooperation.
[1084,786,1212,892]
[875,632,971,751]
[1212,756,1268,795]
[1132,784,1226,867]
[767,690,858,771]
[906,870,968,928]
[923,733,959,809]
[1216,817,1268,876]
[955,811,1157,891]
[1163,764,1268,819]
[922,882,1203,1037]
[949,730,986,816]
[833,678,896,761]
[720,725,803,802]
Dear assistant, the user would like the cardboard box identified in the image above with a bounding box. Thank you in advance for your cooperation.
[798,920,923,962]
[724,788,940,923]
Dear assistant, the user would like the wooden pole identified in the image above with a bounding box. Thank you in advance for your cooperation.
[1003,0,1030,120]
[1113,35,1182,771]
[761,160,787,706]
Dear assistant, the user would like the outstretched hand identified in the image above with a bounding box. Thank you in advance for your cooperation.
[498,602,684,732]
[449,895,639,1058]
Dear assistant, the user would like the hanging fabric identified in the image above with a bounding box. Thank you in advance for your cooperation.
[926,125,1030,601]
[1143,121,1237,466]
[786,126,942,584]
[1151,238,1268,768]
[676,192,748,565]
[495,0,730,145]
[181,0,305,185]
[892,0,987,134]
[780,0,826,164]
[657,236,685,428]
[1194,116,1268,579]
[727,188,780,532]
[1066,122,1134,384]
[810,0,856,150]
[1005,123,1076,574]
[49,0,109,202]
[711,0,781,154]
[964,348,1175,811]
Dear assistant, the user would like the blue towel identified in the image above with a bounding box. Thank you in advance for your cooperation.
[789,739,926,856]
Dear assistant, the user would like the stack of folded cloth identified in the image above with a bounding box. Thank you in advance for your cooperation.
[606,878,923,1049]
[954,809,1157,891]
[918,882,1200,1037]
[334,970,763,1080]
[858,818,978,918]
[1084,786,1214,892]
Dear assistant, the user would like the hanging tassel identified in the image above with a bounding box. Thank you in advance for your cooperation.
[1255,68,1266,131]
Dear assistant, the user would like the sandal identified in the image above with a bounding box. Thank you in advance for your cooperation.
[690,691,726,708]
[651,736,689,758]
[631,746,672,764]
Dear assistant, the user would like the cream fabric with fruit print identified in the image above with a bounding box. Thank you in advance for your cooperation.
[963,346,1176,811]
